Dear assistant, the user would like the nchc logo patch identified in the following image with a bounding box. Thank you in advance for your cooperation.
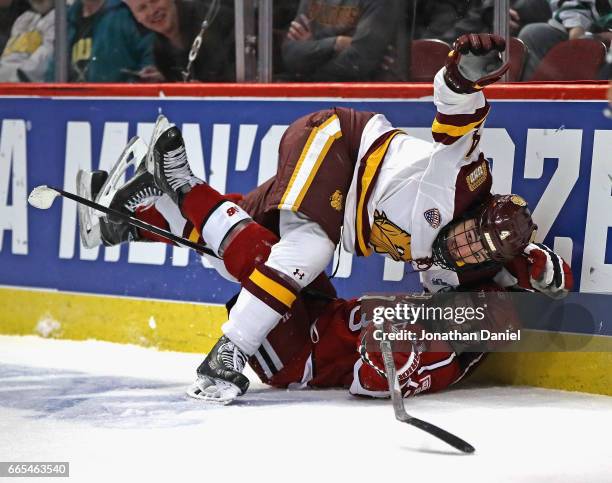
[424,208,441,229]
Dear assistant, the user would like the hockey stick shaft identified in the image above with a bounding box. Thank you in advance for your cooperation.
[36,185,219,258]
[379,337,475,454]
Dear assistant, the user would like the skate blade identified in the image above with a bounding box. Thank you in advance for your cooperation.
[145,115,173,175]
[76,170,102,248]
[96,136,148,210]
[185,377,241,405]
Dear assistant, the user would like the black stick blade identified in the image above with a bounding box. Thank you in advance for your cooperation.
[407,416,475,454]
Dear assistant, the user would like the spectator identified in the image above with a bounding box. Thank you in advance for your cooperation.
[46,0,154,82]
[0,0,28,53]
[0,0,54,82]
[124,0,235,82]
[281,0,401,82]
[413,0,551,44]
[413,0,487,45]
[273,0,300,76]
[480,0,551,36]
[519,0,612,80]
[275,1,301,31]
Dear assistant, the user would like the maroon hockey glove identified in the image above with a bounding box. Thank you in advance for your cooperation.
[523,243,573,299]
[444,33,509,94]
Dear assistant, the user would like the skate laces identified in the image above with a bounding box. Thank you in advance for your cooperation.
[218,340,248,372]
[163,145,197,190]
[124,185,163,212]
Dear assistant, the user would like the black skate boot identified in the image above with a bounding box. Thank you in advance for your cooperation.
[101,163,164,246]
[147,114,203,206]
[186,335,250,404]
[77,136,163,248]
[146,115,202,205]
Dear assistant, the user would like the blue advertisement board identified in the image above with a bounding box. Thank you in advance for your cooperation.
[0,96,611,304]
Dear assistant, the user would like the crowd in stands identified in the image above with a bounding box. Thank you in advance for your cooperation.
[0,0,610,83]
[519,0,612,79]
[0,0,53,81]
[412,0,551,44]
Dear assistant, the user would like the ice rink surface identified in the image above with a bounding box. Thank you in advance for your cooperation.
[1,335,611,483]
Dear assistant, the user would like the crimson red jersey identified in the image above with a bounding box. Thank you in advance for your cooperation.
[246,295,485,398]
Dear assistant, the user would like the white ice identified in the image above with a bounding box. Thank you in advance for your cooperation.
[1,335,611,483]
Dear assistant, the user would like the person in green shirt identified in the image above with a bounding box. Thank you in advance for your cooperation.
[47,0,154,82]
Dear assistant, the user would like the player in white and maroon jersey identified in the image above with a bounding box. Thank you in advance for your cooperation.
[77,34,572,403]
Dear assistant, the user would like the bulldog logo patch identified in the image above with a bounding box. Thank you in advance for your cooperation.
[330,190,343,211]
[370,210,412,262]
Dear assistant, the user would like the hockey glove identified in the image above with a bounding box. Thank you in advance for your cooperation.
[358,321,421,386]
[444,33,509,94]
[523,243,573,299]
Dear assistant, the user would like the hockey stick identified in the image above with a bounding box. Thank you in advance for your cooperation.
[378,335,476,454]
[28,185,219,258]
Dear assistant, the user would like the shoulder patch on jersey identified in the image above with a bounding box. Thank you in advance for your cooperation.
[329,189,343,211]
[424,208,441,229]
[370,210,412,262]
[466,160,488,191]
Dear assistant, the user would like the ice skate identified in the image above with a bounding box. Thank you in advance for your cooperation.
[186,335,250,404]
[77,169,109,248]
[146,114,202,205]
[77,136,163,248]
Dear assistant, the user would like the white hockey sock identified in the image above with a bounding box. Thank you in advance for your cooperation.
[201,201,251,257]
[222,289,282,355]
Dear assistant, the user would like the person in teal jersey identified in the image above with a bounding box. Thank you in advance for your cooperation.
[46,0,154,82]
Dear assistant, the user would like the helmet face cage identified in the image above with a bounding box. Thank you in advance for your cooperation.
[432,213,501,273]
[431,194,536,273]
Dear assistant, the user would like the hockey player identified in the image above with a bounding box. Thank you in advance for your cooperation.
[77,34,572,403]
[193,278,525,400]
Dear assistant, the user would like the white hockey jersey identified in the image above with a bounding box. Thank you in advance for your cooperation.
[342,68,493,264]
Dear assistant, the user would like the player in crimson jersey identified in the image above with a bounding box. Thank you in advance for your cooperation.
[77,34,572,403]
[212,277,528,400]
